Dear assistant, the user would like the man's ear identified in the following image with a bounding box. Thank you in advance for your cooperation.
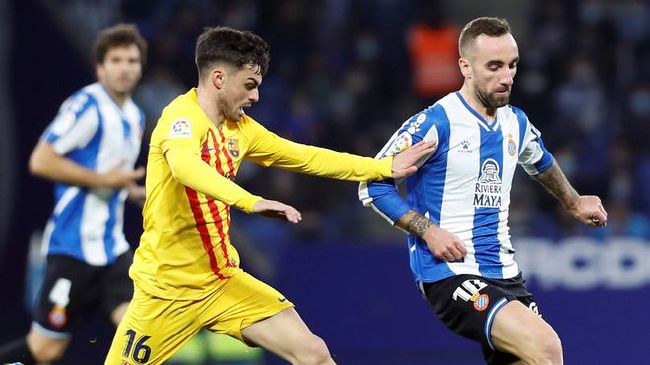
[211,67,226,90]
[459,57,472,79]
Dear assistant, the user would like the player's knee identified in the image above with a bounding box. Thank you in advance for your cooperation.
[27,333,68,363]
[294,335,332,365]
[30,341,66,363]
[528,331,562,365]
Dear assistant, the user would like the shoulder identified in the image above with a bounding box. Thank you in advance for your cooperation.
[60,86,99,116]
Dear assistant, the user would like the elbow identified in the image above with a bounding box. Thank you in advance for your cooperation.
[29,151,47,177]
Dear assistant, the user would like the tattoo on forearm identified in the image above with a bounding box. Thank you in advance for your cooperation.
[533,161,579,208]
[406,213,432,236]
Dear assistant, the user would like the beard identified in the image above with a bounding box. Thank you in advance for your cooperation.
[475,86,510,109]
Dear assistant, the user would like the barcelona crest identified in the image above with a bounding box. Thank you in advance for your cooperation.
[227,138,240,157]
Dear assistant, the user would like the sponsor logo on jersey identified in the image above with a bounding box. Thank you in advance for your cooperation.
[389,132,413,154]
[227,138,240,157]
[507,133,517,156]
[407,113,427,134]
[458,139,472,153]
[474,158,502,208]
[170,119,192,138]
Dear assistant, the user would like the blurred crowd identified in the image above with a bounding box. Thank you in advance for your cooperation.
[45,0,650,250]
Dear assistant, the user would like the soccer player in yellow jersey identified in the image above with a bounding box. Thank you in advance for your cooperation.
[105,26,434,365]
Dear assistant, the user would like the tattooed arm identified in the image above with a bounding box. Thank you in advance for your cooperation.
[532,160,608,227]
[396,210,466,261]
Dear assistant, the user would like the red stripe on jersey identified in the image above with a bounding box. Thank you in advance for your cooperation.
[205,129,233,266]
[217,128,235,178]
[184,187,226,280]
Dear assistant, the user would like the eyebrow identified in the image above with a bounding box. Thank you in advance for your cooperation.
[486,57,519,66]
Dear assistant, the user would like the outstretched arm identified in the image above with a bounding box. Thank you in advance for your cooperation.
[532,160,608,227]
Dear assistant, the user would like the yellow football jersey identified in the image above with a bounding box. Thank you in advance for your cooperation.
[131,89,393,299]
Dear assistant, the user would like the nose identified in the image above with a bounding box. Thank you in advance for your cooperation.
[500,69,514,86]
[249,88,259,103]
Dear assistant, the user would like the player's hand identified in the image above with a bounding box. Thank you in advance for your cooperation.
[422,225,467,262]
[101,166,145,188]
[567,195,608,227]
[391,140,437,179]
[127,183,146,207]
[252,199,302,223]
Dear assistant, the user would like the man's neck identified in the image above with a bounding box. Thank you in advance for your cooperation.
[459,85,497,124]
[103,86,129,108]
[196,85,225,128]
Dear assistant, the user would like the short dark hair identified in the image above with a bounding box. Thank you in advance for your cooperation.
[459,17,511,56]
[93,23,147,66]
[195,26,270,77]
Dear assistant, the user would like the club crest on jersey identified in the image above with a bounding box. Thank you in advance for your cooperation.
[227,138,240,157]
[388,132,413,154]
[507,134,517,156]
[474,158,502,208]
[48,304,67,328]
[170,119,192,138]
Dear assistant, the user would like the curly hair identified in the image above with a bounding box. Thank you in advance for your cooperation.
[93,23,147,66]
[195,26,270,77]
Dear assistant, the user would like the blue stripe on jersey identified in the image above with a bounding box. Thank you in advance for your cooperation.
[533,138,554,173]
[103,191,121,260]
[407,104,455,282]
[47,188,86,259]
[473,119,504,278]
[511,106,527,155]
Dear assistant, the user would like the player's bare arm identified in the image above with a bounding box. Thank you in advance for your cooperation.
[396,210,467,261]
[252,199,302,223]
[390,140,436,179]
[29,140,145,188]
[532,160,608,227]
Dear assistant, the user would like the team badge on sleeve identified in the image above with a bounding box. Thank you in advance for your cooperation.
[170,119,192,138]
[388,132,413,154]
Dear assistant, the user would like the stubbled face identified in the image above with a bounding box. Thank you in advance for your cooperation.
[461,33,519,109]
[218,64,262,122]
[96,44,142,96]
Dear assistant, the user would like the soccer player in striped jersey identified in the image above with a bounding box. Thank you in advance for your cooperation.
[0,24,147,365]
[359,17,608,365]
[103,26,433,365]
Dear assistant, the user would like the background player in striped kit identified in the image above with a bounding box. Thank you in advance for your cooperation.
[360,17,608,365]
[0,24,147,365]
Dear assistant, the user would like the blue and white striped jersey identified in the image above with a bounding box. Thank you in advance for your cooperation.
[359,92,553,284]
[40,83,144,265]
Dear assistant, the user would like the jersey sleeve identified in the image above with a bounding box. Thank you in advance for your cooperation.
[158,116,262,213]
[512,106,554,175]
[359,109,440,224]
[41,92,99,155]
[243,117,393,181]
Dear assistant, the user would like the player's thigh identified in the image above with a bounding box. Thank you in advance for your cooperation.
[105,289,201,365]
[491,300,561,361]
[201,270,294,343]
[241,307,328,361]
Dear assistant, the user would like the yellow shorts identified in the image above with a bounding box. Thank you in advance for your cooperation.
[104,269,294,365]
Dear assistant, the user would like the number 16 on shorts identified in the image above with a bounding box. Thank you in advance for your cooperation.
[122,329,152,364]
